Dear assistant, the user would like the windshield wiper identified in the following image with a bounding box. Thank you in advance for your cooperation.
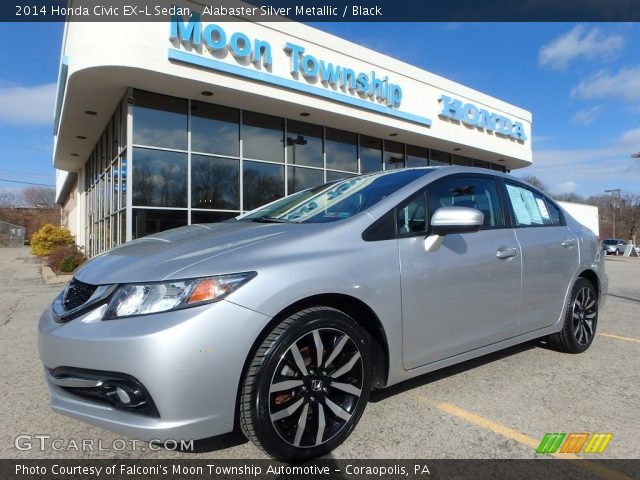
[252,216,299,223]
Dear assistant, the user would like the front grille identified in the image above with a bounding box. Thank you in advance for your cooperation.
[63,279,98,311]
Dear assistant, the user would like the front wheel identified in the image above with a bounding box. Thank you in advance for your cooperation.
[239,307,373,460]
[547,277,598,353]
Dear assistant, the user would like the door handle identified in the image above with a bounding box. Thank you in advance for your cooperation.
[561,239,576,248]
[496,247,519,259]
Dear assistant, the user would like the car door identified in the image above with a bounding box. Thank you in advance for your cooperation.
[399,175,522,370]
[503,182,579,333]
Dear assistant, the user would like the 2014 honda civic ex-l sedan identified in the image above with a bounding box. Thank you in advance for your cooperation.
[39,167,607,460]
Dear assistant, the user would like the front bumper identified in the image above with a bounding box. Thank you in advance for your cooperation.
[38,299,270,442]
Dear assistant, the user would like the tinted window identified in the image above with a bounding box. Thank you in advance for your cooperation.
[191,102,239,156]
[286,121,323,168]
[428,176,505,228]
[242,112,283,162]
[191,155,239,209]
[132,90,187,150]
[397,191,427,235]
[325,128,357,172]
[132,148,187,207]
[360,136,382,173]
[243,161,285,210]
[505,183,561,227]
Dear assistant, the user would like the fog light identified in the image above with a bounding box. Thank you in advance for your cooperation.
[116,387,131,404]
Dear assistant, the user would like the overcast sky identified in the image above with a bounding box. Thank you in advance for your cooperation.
[0,22,639,198]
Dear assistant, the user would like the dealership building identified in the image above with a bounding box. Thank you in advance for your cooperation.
[54,5,533,257]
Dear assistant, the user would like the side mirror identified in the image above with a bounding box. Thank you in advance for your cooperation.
[430,206,484,236]
[424,207,484,252]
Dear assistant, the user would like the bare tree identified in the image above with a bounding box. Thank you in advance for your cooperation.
[554,192,586,203]
[520,175,549,193]
[617,193,640,245]
[0,189,22,207]
[21,186,56,208]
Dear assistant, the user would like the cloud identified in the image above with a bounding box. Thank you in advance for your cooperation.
[554,181,578,194]
[0,82,57,126]
[523,138,640,197]
[538,25,624,70]
[571,66,640,103]
[571,105,602,125]
[618,127,640,149]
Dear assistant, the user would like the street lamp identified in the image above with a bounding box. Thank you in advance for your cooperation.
[604,188,621,238]
[632,152,640,158]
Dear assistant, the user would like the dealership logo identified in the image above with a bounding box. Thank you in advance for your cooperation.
[170,13,402,108]
[536,432,613,454]
[438,95,527,142]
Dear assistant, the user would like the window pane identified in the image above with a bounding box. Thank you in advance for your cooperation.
[360,136,382,173]
[430,149,450,166]
[242,111,283,162]
[546,200,562,226]
[132,90,187,150]
[326,170,355,182]
[473,159,490,169]
[243,161,285,210]
[428,177,505,228]
[286,121,323,167]
[406,145,429,167]
[452,154,472,166]
[119,157,127,211]
[191,210,237,224]
[120,211,126,244]
[287,166,324,194]
[397,192,427,235]
[132,209,187,239]
[325,128,357,172]
[505,183,557,227]
[191,155,239,209]
[191,101,239,156]
[384,141,405,169]
[132,148,187,207]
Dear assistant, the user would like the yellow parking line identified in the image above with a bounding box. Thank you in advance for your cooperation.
[598,332,640,344]
[414,395,633,480]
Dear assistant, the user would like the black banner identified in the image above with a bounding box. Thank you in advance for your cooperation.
[3,459,640,480]
[4,0,640,22]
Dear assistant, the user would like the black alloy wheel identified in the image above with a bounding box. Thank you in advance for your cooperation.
[547,277,598,353]
[239,307,373,460]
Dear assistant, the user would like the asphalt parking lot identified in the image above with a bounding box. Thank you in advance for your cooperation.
[0,247,638,460]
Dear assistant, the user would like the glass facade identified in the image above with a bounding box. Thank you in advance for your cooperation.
[82,89,505,256]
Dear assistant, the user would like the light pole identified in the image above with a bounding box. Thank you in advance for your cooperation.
[604,188,621,238]
[632,152,640,158]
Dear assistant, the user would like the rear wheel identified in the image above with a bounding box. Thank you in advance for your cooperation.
[239,307,372,460]
[547,277,598,353]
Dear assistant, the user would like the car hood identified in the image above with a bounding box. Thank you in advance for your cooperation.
[74,221,293,285]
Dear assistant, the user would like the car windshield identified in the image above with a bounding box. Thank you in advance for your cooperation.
[603,239,619,245]
[239,169,432,224]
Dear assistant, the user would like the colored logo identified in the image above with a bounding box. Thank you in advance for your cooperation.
[537,432,612,454]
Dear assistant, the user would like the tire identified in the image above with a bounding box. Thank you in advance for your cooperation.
[547,278,598,353]
[239,307,373,460]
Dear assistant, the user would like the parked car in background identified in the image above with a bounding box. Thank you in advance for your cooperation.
[602,239,628,255]
[38,167,607,460]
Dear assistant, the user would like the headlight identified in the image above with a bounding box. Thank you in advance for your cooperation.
[102,272,256,320]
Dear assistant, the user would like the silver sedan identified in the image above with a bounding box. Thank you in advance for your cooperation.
[39,167,607,460]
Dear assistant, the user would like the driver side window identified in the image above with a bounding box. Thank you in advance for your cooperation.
[397,192,427,235]
[426,176,505,229]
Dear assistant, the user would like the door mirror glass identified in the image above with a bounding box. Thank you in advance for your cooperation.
[430,206,484,236]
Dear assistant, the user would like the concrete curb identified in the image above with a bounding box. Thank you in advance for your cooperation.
[41,265,73,285]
